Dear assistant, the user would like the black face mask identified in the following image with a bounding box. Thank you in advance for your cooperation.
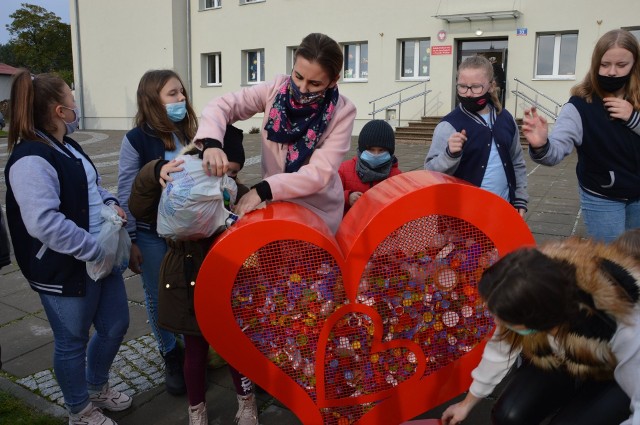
[457,92,492,113]
[597,73,631,93]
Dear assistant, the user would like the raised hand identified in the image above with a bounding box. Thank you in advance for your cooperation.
[521,107,549,148]
[448,129,467,154]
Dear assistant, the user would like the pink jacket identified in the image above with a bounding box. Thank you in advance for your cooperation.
[194,75,357,234]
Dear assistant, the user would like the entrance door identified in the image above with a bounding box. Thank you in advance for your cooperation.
[455,38,508,105]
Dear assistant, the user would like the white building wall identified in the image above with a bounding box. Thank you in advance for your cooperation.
[70,0,640,134]
[70,0,187,130]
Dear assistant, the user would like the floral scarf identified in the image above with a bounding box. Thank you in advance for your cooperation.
[264,77,339,173]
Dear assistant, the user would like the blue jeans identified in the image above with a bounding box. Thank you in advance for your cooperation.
[579,188,640,243]
[136,229,176,355]
[39,272,129,413]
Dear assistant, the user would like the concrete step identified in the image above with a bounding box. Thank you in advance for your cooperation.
[395,128,430,135]
[395,137,432,145]
[421,116,443,123]
[395,132,432,139]
[406,121,438,129]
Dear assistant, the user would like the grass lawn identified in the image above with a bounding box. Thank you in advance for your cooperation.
[0,390,65,425]
[0,131,7,138]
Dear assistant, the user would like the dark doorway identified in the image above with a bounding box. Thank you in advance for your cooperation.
[455,38,508,105]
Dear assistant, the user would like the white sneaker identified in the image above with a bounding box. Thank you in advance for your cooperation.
[235,393,258,425]
[68,403,116,425]
[89,384,132,412]
[188,402,208,425]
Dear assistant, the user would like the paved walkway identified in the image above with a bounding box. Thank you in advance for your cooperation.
[0,130,584,424]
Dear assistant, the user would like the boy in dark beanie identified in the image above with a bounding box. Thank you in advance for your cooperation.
[338,119,402,214]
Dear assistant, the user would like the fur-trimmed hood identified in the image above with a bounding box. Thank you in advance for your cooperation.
[518,237,640,380]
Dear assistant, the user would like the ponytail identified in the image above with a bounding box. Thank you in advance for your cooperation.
[7,69,68,152]
[8,70,36,151]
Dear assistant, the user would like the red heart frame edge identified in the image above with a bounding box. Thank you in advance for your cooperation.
[196,201,337,424]
[196,170,535,425]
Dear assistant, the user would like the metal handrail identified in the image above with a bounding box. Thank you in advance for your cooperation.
[369,82,430,123]
[368,81,426,104]
[511,91,558,120]
[370,90,431,116]
[512,77,563,120]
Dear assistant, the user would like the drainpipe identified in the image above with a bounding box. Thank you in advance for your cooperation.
[186,0,193,97]
[73,0,85,129]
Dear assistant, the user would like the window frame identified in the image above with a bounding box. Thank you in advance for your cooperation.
[243,49,265,85]
[342,42,368,82]
[622,26,640,43]
[240,0,265,4]
[203,52,222,86]
[398,38,431,81]
[533,31,578,80]
[286,46,298,72]
[202,0,221,9]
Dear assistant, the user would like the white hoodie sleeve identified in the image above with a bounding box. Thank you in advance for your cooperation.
[469,327,521,398]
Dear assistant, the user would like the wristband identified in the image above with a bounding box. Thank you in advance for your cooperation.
[202,138,223,151]
[252,181,273,202]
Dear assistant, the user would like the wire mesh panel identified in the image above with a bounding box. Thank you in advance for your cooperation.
[233,239,346,395]
[230,214,495,424]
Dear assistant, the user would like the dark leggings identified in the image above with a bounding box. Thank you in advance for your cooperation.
[492,362,630,425]
[183,335,254,405]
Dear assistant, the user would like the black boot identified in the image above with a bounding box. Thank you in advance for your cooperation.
[162,346,186,396]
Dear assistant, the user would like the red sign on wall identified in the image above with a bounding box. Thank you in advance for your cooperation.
[431,45,452,55]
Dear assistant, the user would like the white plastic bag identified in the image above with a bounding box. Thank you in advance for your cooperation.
[86,205,131,280]
[157,155,238,240]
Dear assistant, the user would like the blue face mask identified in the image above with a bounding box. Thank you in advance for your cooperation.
[61,106,80,135]
[505,324,538,336]
[165,101,187,122]
[289,77,327,105]
[360,150,392,168]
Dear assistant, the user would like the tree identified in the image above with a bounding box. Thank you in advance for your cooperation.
[0,43,18,66]
[6,3,73,84]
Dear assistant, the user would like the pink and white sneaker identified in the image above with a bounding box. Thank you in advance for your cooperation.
[89,384,132,412]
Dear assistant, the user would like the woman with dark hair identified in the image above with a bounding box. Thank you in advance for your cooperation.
[524,29,640,242]
[194,32,356,234]
[442,235,640,425]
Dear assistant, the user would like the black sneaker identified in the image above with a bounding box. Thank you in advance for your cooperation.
[162,346,186,396]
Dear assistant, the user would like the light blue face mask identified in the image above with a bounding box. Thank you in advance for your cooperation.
[360,150,392,168]
[505,324,538,336]
[61,106,80,135]
[165,101,187,122]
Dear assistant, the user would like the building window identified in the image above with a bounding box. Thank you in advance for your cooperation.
[203,53,222,85]
[286,46,298,72]
[203,0,221,9]
[244,49,265,84]
[343,42,368,81]
[535,32,578,78]
[400,39,430,79]
[623,26,640,42]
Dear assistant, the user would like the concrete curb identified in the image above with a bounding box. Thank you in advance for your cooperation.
[0,375,67,418]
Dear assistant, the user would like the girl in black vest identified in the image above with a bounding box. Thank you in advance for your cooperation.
[425,55,528,216]
[117,70,199,395]
[5,70,131,424]
[442,233,640,425]
[524,29,640,242]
